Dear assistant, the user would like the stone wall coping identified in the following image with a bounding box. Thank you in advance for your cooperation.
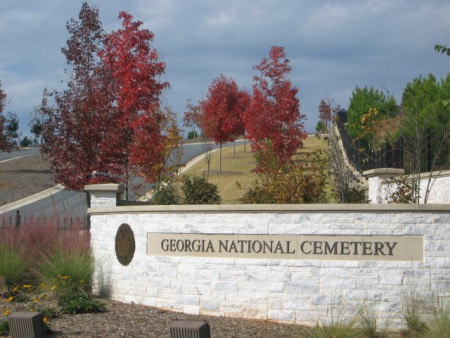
[88,203,450,215]
[84,183,125,193]
[363,168,405,177]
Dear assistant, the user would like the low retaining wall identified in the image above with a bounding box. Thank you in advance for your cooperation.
[86,184,450,329]
[365,169,450,204]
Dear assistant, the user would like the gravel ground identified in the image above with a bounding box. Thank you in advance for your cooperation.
[1,298,312,337]
[0,152,55,206]
[0,152,313,337]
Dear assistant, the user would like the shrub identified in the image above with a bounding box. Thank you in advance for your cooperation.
[240,150,328,204]
[335,186,369,204]
[58,292,105,314]
[151,181,180,205]
[0,243,28,287]
[181,175,221,204]
[386,175,420,204]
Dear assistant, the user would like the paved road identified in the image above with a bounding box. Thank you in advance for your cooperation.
[0,148,38,162]
[0,141,244,227]
[176,139,245,168]
[0,186,87,228]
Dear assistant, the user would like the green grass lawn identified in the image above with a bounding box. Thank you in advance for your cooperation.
[182,135,330,203]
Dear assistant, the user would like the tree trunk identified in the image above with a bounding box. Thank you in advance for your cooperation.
[219,143,223,173]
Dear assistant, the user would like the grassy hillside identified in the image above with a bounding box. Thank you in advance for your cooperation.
[182,135,329,203]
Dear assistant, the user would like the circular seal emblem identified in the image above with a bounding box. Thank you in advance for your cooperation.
[115,223,135,266]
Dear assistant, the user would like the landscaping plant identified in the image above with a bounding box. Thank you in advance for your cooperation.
[0,243,28,287]
[240,141,328,204]
[402,295,430,337]
[181,175,221,204]
[426,299,450,338]
[151,181,180,205]
[0,224,104,336]
[311,305,359,338]
[0,319,8,337]
[37,243,93,295]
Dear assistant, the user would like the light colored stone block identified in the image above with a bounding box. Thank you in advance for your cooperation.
[88,195,450,330]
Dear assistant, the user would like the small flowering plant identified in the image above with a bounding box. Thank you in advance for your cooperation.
[1,284,105,337]
[53,274,88,296]
[54,275,105,315]
[1,282,59,335]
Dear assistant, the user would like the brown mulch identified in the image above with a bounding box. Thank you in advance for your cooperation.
[2,298,311,337]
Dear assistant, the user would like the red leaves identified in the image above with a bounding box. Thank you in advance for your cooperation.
[244,46,306,168]
[100,11,169,186]
[200,74,249,144]
[41,5,170,192]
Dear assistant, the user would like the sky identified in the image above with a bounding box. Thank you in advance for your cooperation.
[0,0,449,139]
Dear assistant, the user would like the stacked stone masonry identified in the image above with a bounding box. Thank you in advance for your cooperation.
[85,186,450,330]
[365,169,450,204]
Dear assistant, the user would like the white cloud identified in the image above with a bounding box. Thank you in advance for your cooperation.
[0,0,449,135]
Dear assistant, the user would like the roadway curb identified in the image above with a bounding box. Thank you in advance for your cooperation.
[0,184,65,213]
[180,148,220,174]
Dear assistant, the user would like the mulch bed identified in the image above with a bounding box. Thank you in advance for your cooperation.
[2,298,311,337]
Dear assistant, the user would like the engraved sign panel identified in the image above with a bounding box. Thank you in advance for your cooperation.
[115,223,135,266]
[147,233,423,261]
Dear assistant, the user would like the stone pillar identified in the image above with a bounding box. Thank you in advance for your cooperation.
[84,183,125,208]
[363,168,404,204]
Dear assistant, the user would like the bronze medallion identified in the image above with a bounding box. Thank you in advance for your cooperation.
[115,223,135,266]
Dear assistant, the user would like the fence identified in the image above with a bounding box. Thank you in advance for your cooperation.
[401,127,450,173]
[0,213,89,238]
[336,111,450,174]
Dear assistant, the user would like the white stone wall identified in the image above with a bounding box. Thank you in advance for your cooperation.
[367,170,450,204]
[367,176,384,203]
[89,204,450,329]
[419,175,450,204]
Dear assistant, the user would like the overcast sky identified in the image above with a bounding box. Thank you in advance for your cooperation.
[1,0,449,138]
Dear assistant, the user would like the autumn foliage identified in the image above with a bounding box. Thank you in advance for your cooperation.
[99,11,170,184]
[40,4,173,192]
[240,142,328,204]
[244,46,306,168]
[200,74,249,144]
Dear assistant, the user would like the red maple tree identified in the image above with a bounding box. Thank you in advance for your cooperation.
[200,74,250,171]
[318,98,340,129]
[41,4,171,195]
[183,99,203,136]
[244,46,306,168]
[40,3,113,190]
[99,11,169,193]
